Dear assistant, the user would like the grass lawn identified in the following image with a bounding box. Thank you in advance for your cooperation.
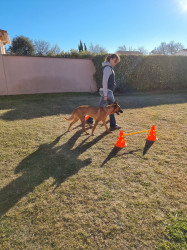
[0,92,187,249]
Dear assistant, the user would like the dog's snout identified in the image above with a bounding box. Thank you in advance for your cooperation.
[119,109,123,113]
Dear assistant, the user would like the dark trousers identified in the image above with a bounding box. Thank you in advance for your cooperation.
[87,94,117,128]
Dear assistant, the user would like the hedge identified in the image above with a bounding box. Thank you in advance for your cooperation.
[92,55,187,92]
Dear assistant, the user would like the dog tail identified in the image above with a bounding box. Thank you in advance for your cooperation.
[64,111,75,122]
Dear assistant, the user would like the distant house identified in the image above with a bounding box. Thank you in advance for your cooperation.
[174,49,187,56]
[116,50,143,55]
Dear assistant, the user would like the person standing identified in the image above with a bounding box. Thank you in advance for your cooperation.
[87,53,121,130]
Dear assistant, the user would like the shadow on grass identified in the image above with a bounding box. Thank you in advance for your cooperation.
[100,146,141,167]
[0,93,95,121]
[100,139,156,167]
[0,130,108,217]
[0,92,186,121]
[143,140,156,155]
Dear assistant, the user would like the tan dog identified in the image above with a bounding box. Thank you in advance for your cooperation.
[65,101,123,135]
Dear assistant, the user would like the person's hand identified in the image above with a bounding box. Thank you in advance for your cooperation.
[104,96,107,101]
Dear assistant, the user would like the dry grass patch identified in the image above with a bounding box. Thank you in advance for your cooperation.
[0,92,186,249]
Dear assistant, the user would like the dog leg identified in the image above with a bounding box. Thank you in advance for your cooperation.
[80,118,89,134]
[102,120,111,133]
[67,117,79,132]
[91,120,100,135]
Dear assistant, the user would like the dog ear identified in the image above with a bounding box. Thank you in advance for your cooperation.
[113,101,118,107]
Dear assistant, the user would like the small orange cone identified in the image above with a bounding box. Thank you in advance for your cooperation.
[147,125,158,141]
[85,115,90,120]
[115,130,127,148]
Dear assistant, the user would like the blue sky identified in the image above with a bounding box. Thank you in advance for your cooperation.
[1,0,187,53]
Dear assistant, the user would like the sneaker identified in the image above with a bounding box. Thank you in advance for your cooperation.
[110,124,121,130]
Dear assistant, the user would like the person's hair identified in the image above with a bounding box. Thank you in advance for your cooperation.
[105,54,120,63]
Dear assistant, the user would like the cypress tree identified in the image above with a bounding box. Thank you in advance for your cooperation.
[78,40,83,52]
[84,43,87,51]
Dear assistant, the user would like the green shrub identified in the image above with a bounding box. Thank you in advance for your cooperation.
[92,55,187,92]
[129,55,187,91]
[92,54,106,89]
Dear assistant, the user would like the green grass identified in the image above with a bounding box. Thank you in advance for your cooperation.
[0,92,187,249]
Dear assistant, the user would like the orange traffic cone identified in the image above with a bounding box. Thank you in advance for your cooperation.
[85,115,90,120]
[146,125,158,141]
[115,130,127,148]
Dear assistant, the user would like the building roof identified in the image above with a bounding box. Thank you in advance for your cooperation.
[174,49,187,56]
[116,50,143,55]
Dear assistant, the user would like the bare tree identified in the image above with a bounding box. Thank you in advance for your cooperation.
[34,40,61,56]
[151,41,184,55]
[89,43,107,53]
[50,44,61,55]
[167,41,184,54]
[117,45,127,51]
[128,46,136,51]
[34,40,50,55]
[138,46,148,55]
[117,45,148,54]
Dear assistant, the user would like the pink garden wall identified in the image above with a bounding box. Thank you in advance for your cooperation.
[0,54,97,95]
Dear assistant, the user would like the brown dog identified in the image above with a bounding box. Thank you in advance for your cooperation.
[65,101,123,135]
